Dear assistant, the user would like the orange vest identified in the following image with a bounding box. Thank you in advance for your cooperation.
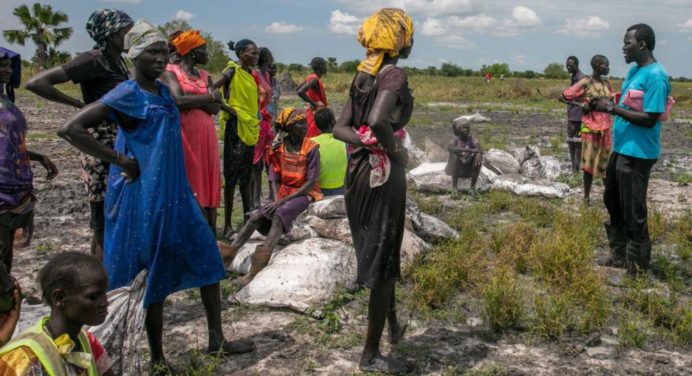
[271,138,323,202]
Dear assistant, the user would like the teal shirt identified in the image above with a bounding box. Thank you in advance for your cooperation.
[613,62,671,159]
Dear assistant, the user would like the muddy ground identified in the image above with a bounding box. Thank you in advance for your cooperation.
[12,92,692,375]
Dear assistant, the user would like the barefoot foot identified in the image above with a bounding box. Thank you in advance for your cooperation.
[359,354,412,374]
[207,338,256,355]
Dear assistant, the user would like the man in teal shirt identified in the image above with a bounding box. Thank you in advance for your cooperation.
[593,23,671,277]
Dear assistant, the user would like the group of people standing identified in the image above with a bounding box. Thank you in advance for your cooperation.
[0,6,414,375]
[559,23,672,278]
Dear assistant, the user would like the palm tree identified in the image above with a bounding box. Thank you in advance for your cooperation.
[3,3,73,69]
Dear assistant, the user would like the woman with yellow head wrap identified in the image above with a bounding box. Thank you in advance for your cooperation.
[357,8,414,76]
[333,7,414,374]
[160,29,224,231]
[218,106,322,287]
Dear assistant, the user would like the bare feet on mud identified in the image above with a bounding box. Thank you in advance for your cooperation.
[359,353,412,374]
[207,338,256,355]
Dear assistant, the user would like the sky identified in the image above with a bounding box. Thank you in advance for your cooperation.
[2,0,692,78]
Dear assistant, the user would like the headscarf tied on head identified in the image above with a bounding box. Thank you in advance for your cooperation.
[275,107,307,131]
[86,9,134,51]
[0,47,20,103]
[171,30,206,57]
[124,20,167,59]
[356,8,414,76]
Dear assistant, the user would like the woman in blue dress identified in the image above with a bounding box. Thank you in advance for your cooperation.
[58,20,254,375]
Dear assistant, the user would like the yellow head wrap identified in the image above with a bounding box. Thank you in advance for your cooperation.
[274,107,307,130]
[356,8,414,76]
[171,30,206,56]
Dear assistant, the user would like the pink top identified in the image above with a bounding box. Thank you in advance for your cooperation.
[165,64,222,207]
[562,77,614,132]
[252,69,274,165]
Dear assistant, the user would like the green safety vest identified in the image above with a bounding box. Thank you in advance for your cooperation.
[311,133,347,189]
[0,316,97,376]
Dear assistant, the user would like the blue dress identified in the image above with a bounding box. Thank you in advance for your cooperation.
[100,80,225,308]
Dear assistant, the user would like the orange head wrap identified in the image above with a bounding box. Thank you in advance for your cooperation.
[171,30,206,56]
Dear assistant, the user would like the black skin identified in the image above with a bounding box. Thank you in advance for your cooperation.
[251,49,275,210]
[212,43,260,237]
[571,58,611,201]
[59,41,254,370]
[45,268,114,376]
[296,63,327,110]
[0,264,21,346]
[227,120,317,262]
[333,41,413,374]
[160,43,223,231]
[24,25,131,261]
[447,123,482,192]
[592,30,662,128]
[0,58,58,271]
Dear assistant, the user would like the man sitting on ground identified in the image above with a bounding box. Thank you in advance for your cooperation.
[310,108,347,196]
[220,108,322,286]
[446,120,483,196]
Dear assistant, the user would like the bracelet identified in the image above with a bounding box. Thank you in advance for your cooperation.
[110,152,120,165]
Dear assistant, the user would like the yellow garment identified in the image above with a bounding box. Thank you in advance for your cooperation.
[219,60,260,146]
[0,316,96,376]
[275,107,306,130]
[357,8,414,76]
[171,29,206,56]
[311,133,347,189]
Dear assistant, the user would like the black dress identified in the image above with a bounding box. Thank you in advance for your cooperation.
[345,66,413,288]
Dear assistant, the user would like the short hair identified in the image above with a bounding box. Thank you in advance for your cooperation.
[258,47,273,67]
[39,252,105,305]
[567,56,579,67]
[590,54,608,70]
[313,107,335,132]
[310,57,326,71]
[627,23,656,51]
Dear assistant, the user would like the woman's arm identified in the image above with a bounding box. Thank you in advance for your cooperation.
[58,103,140,180]
[27,151,58,180]
[159,71,220,111]
[333,97,363,146]
[296,78,319,109]
[25,67,85,108]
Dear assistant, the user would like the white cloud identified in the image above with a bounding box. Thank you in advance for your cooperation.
[510,6,541,28]
[437,33,475,49]
[336,0,482,17]
[328,10,361,35]
[265,21,303,34]
[558,15,610,38]
[680,19,692,32]
[421,18,446,36]
[448,14,497,29]
[174,10,194,21]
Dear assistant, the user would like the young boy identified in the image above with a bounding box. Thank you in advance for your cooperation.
[445,120,483,196]
[310,108,347,196]
[0,252,114,375]
[220,108,322,286]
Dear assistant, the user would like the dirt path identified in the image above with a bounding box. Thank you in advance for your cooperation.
[12,93,692,375]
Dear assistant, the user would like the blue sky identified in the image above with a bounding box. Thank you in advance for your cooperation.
[2,0,692,77]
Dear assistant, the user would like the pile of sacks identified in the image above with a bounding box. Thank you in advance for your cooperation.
[408,145,572,199]
[230,195,458,313]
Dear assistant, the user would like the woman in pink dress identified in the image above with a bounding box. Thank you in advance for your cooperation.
[161,30,222,230]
